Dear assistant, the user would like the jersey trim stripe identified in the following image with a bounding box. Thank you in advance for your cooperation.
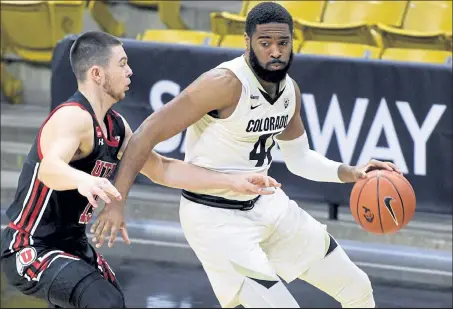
[13,163,39,226]
[8,230,19,253]
[29,188,53,245]
[105,114,120,147]
[11,183,51,251]
[8,164,52,251]
[10,162,39,252]
[37,102,86,160]
[14,180,42,229]
[11,173,42,251]
[23,186,49,234]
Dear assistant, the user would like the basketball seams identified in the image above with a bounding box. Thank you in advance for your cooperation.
[355,176,374,229]
[396,173,416,203]
[376,171,384,234]
[381,175,406,227]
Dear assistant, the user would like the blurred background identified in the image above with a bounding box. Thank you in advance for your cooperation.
[1,1,452,308]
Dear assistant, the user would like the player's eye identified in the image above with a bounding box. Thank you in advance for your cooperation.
[119,59,128,67]
[260,41,270,47]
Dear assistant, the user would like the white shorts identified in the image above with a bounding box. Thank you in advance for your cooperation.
[179,188,328,308]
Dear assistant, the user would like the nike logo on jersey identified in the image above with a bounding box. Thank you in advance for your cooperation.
[246,115,289,133]
[251,104,262,110]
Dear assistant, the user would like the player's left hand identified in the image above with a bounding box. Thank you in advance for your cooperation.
[341,159,402,182]
[228,173,281,195]
[90,203,130,248]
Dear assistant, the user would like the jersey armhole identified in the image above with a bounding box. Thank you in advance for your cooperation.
[110,109,126,151]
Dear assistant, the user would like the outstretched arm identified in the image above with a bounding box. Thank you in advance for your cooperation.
[117,115,280,194]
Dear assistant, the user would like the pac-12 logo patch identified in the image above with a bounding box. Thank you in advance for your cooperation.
[16,247,37,276]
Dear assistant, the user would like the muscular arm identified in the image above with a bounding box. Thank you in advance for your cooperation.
[117,114,243,192]
[276,80,354,182]
[114,70,242,198]
[37,106,94,190]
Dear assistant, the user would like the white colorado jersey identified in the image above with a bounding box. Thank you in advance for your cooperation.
[184,55,296,200]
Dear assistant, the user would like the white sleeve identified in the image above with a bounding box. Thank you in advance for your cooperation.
[276,133,343,183]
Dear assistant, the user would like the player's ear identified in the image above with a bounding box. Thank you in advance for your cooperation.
[244,32,250,51]
[89,65,103,85]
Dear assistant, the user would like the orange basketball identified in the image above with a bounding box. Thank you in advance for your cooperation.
[350,170,416,234]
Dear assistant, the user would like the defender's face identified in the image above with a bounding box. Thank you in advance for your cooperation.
[103,45,133,102]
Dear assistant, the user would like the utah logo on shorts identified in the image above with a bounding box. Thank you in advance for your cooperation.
[16,247,37,276]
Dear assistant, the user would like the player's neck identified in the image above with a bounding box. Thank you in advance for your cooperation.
[78,86,114,122]
[257,79,279,97]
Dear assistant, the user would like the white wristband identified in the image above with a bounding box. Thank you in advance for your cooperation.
[276,133,343,183]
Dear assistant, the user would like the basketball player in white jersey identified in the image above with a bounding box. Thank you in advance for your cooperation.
[92,2,400,307]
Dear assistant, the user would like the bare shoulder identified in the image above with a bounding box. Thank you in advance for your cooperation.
[39,105,94,159]
[183,68,242,109]
[290,78,302,111]
[192,68,241,90]
[290,77,301,93]
[203,68,241,96]
[206,67,239,81]
[46,105,93,133]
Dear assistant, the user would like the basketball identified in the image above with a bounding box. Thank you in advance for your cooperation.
[350,169,416,234]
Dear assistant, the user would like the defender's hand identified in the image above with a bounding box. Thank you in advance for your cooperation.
[77,176,122,208]
[90,200,130,248]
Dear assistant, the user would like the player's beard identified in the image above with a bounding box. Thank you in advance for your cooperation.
[249,46,293,83]
[103,75,123,102]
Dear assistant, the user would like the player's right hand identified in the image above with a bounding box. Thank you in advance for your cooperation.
[228,173,281,195]
[90,201,130,248]
[77,176,122,208]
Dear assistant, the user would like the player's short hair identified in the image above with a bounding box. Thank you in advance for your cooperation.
[245,2,293,38]
[70,31,122,81]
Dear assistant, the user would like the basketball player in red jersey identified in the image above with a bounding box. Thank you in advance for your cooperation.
[0,31,279,308]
